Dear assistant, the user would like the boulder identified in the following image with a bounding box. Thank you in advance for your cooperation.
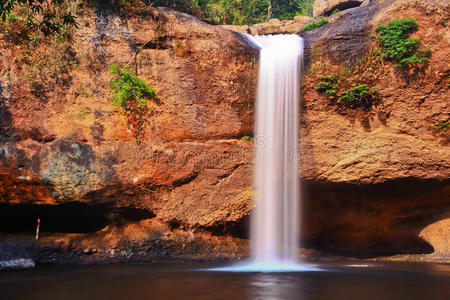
[313,0,366,17]
[420,218,450,258]
[0,242,35,270]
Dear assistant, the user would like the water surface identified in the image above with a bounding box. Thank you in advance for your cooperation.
[1,262,449,300]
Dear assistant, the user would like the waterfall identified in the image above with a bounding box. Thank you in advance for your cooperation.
[248,34,303,266]
[249,34,303,265]
[211,34,312,272]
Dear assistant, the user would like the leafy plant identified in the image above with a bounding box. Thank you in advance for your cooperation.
[331,8,340,15]
[315,74,339,98]
[0,0,78,36]
[340,84,379,109]
[7,18,78,97]
[301,17,328,32]
[191,0,314,25]
[432,119,450,132]
[76,105,92,120]
[240,135,254,141]
[109,63,156,111]
[375,18,431,67]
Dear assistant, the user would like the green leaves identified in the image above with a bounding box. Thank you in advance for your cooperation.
[315,74,339,98]
[191,0,314,25]
[432,119,450,133]
[1,0,78,37]
[301,17,328,32]
[340,84,379,109]
[375,18,431,67]
[240,135,254,141]
[315,74,378,110]
[109,64,156,111]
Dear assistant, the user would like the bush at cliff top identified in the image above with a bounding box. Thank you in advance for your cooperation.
[301,18,328,32]
[109,64,156,111]
[375,18,431,67]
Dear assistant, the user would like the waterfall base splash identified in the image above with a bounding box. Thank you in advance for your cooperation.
[207,261,320,273]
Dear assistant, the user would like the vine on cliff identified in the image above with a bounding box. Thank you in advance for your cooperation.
[109,63,157,143]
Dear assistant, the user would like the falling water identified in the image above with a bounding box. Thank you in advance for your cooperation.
[210,34,313,272]
[249,34,303,266]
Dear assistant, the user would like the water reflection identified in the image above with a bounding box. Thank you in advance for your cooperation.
[250,273,304,300]
[0,263,448,300]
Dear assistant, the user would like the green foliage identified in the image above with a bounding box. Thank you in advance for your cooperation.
[0,4,82,98]
[295,0,313,17]
[340,84,379,109]
[432,119,450,133]
[240,135,254,141]
[109,63,156,110]
[271,0,312,20]
[76,105,92,120]
[315,81,333,91]
[0,0,78,36]
[9,20,78,96]
[190,0,314,25]
[331,8,339,15]
[315,74,339,98]
[301,17,328,32]
[2,1,315,28]
[375,18,431,67]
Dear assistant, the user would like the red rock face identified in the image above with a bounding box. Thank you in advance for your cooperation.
[298,0,450,259]
[0,2,449,264]
[0,7,256,263]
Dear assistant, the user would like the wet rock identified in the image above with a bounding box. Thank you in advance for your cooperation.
[0,242,35,270]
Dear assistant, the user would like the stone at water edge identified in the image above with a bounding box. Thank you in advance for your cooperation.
[419,219,450,259]
[0,242,35,270]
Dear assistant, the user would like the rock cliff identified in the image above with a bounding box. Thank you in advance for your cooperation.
[0,0,449,264]
[1,6,256,264]
[299,0,449,259]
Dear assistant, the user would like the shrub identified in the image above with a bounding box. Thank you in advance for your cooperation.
[301,18,328,32]
[433,119,450,132]
[109,64,156,111]
[240,135,254,141]
[0,0,77,37]
[340,84,378,109]
[315,74,339,98]
[375,18,431,67]
[315,81,333,91]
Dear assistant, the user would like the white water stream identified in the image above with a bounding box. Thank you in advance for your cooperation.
[211,34,312,272]
[249,34,303,266]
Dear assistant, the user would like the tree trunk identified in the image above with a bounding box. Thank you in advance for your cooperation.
[268,0,273,20]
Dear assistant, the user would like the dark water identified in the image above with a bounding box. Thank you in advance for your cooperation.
[0,262,449,300]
